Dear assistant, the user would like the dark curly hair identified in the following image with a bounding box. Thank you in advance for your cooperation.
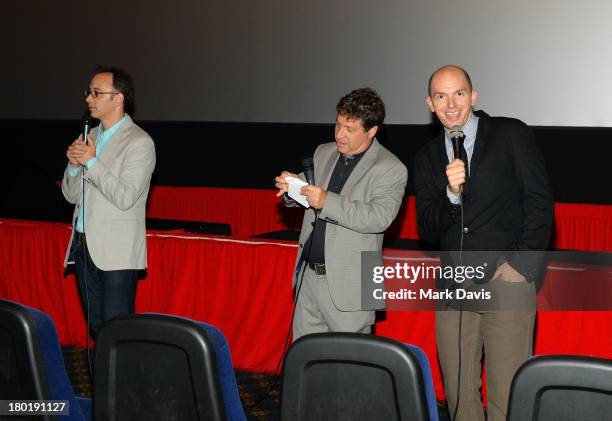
[336,87,385,131]
[92,65,135,115]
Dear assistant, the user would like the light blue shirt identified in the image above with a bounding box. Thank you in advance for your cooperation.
[445,113,479,204]
[69,114,128,233]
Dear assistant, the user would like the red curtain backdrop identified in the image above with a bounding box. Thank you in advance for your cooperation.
[147,187,305,238]
[147,187,612,251]
[1,219,611,400]
[553,202,612,251]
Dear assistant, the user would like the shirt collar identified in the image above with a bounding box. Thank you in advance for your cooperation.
[341,137,374,163]
[443,112,478,139]
[99,113,128,138]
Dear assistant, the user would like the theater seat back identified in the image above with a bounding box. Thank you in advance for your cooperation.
[280,333,438,421]
[508,355,612,421]
[0,299,91,421]
[94,314,246,421]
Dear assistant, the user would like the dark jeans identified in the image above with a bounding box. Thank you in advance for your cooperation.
[70,238,138,335]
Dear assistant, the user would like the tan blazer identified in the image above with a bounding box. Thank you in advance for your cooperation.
[62,115,156,270]
[293,139,408,311]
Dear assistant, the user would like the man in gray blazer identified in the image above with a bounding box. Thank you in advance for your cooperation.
[275,88,407,340]
[62,66,156,335]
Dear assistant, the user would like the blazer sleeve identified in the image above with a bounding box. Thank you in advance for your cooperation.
[62,165,83,205]
[414,148,461,241]
[319,160,408,234]
[506,124,554,280]
[84,134,156,211]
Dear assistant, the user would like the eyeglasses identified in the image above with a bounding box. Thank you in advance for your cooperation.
[84,88,119,98]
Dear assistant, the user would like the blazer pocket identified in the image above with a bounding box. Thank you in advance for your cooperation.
[110,218,138,231]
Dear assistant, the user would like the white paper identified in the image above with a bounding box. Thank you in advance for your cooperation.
[285,176,310,208]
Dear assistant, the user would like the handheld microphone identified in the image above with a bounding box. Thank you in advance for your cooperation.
[449,125,463,161]
[302,157,319,213]
[82,115,92,145]
[302,157,315,185]
[449,125,468,197]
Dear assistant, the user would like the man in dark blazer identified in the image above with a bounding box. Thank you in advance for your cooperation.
[414,65,553,421]
[275,88,407,340]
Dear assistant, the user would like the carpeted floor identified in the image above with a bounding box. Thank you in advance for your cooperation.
[62,346,449,420]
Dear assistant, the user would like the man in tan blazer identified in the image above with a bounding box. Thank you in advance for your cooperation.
[275,88,407,340]
[62,66,156,335]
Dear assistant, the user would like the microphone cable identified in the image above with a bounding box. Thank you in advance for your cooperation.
[248,209,319,408]
[81,160,94,380]
[448,129,466,421]
[79,117,94,380]
[251,159,318,406]
[451,194,465,421]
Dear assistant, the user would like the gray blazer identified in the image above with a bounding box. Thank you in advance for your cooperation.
[62,115,156,270]
[293,139,408,311]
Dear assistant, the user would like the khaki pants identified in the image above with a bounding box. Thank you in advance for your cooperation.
[436,277,536,421]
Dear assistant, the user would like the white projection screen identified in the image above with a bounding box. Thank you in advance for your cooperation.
[2,0,611,126]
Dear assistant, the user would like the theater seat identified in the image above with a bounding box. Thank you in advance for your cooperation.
[280,332,438,421]
[507,354,612,421]
[0,299,92,421]
[94,313,246,421]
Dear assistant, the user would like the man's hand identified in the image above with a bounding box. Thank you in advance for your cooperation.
[274,171,298,197]
[76,135,96,166]
[66,138,81,167]
[446,159,467,195]
[300,185,327,209]
[493,262,526,283]
[67,135,96,167]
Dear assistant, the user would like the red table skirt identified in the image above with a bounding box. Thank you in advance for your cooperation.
[147,186,612,251]
[1,218,611,400]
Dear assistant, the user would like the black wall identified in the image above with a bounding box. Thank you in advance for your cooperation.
[0,119,609,223]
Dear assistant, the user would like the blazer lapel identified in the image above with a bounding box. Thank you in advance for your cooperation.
[97,115,134,161]
[437,131,448,165]
[317,148,339,189]
[468,111,490,181]
[340,139,381,194]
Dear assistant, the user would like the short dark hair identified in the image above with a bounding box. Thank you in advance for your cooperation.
[336,87,385,131]
[428,65,473,97]
[93,65,135,115]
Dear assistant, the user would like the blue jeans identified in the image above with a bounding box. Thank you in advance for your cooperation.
[71,238,139,335]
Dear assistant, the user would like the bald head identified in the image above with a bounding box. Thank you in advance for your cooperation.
[426,64,478,130]
[428,65,473,97]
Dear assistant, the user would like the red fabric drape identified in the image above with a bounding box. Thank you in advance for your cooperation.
[147,187,612,251]
[553,202,612,251]
[1,219,611,400]
[139,233,296,372]
[0,220,89,344]
[0,219,296,373]
[147,187,304,238]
